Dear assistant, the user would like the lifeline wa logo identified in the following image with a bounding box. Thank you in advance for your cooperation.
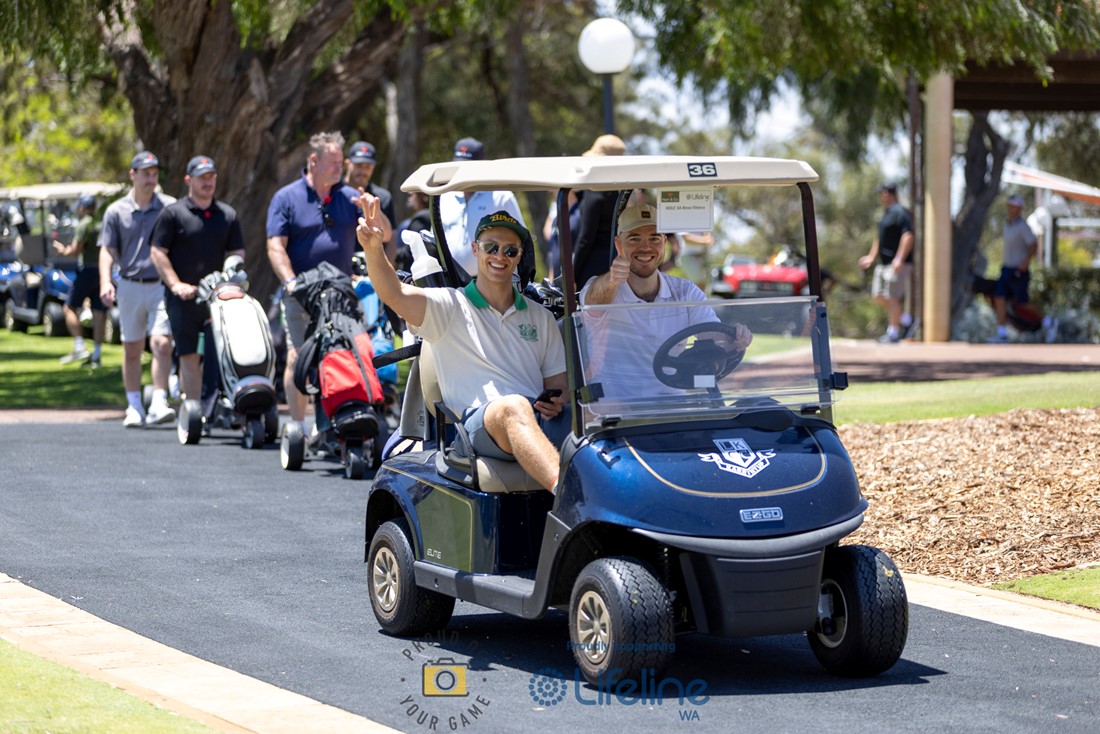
[699,437,775,478]
[527,667,709,721]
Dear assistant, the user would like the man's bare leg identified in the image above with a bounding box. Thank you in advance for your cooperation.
[483,395,560,492]
[284,345,309,423]
[150,333,173,391]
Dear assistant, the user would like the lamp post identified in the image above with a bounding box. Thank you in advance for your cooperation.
[577,18,635,134]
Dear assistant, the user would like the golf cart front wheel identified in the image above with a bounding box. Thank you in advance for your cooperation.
[808,545,909,677]
[280,422,305,470]
[368,518,454,635]
[568,556,674,685]
[42,302,66,338]
[177,399,203,445]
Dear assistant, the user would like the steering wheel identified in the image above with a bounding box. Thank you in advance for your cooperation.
[652,322,747,390]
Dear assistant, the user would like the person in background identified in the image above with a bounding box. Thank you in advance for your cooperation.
[56,195,105,367]
[989,193,1039,344]
[267,131,390,434]
[150,155,245,413]
[345,140,396,261]
[573,134,626,291]
[438,137,525,279]
[99,152,177,428]
[858,181,914,344]
[542,190,580,280]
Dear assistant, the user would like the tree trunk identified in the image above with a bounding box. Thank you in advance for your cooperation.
[950,112,1009,327]
[101,0,417,303]
[389,26,426,223]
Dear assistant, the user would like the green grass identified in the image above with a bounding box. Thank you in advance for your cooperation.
[0,638,215,734]
[992,566,1100,609]
[834,372,1100,425]
[0,328,145,409]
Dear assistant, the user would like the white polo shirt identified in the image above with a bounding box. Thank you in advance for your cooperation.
[579,272,716,398]
[414,282,566,412]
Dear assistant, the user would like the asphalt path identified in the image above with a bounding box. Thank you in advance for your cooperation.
[1,420,1098,733]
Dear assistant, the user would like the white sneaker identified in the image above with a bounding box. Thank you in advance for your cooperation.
[60,348,91,365]
[123,406,146,428]
[146,403,177,425]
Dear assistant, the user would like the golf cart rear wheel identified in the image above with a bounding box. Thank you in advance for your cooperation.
[368,518,454,636]
[569,557,674,685]
[242,417,264,450]
[104,309,122,345]
[808,545,909,677]
[177,399,203,445]
[280,422,305,470]
[42,302,66,338]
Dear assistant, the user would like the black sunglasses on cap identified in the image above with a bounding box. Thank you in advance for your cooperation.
[476,240,521,258]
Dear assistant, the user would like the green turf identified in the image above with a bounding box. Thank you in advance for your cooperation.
[992,566,1100,609]
[0,638,215,734]
[834,372,1100,425]
[0,328,141,409]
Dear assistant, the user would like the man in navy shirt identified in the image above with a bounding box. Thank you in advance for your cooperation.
[266,131,392,431]
[151,155,245,408]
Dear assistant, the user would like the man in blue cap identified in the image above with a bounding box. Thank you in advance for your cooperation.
[99,151,177,427]
[344,140,395,259]
[989,193,1039,343]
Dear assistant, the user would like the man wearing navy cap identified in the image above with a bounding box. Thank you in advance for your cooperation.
[55,195,106,367]
[345,140,395,256]
[151,155,245,412]
[438,137,526,279]
[859,182,914,343]
[357,200,568,494]
[99,151,177,427]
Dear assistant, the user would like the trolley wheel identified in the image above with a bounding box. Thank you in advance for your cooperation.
[280,421,305,470]
[242,417,265,450]
[263,404,279,444]
[177,399,203,445]
[345,445,366,480]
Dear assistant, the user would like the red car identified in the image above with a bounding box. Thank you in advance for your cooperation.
[711,251,809,298]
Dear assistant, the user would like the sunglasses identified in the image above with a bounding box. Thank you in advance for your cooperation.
[318,202,334,228]
[476,240,521,258]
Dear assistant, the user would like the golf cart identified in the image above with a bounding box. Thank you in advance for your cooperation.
[0,182,124,340]
[364,156,908,684]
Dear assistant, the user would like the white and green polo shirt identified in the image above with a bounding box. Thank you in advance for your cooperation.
[414,282,566,411]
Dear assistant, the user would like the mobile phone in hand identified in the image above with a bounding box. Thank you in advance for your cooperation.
[536,388,562,403]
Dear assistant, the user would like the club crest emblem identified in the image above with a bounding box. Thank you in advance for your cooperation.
[699,438,775,478]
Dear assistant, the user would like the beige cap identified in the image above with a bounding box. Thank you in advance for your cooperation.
[617,204,658,233]
[582,134,626,157]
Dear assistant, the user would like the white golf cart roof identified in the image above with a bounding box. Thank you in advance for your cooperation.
[401,155,818,194]
[0,181,126,201]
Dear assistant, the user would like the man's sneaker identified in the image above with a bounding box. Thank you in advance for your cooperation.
[146,403,177,426]
[123,406,145,428]
[987,333,1010,344]
[83,354,102,368]
[877,332,900,344]
[59,348,90,365]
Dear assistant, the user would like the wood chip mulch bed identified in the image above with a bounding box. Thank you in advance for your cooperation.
[841,408,1100,586]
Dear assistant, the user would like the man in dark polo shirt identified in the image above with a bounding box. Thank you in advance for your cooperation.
[266,131,391,434]
[858,182,915,343]
[150,155,245,413]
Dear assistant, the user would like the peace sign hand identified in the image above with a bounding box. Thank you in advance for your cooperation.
[355,188,386,251]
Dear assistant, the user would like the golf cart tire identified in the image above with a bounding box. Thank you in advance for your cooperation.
[368,518,455,636]
[4,300,27,332]
[242,417,265,450]
[808,545,909,677]
[280,421,305,471]
[177,399,203,445]
[263,405,279,444]
[42,302,65,338]
[569,557,674,685]
[104,309,122,345]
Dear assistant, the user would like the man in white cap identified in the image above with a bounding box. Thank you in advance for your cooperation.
[990,193,1039,343]
[580,203,751,398]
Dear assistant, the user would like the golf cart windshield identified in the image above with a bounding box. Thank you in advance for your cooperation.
[573,295,832,430]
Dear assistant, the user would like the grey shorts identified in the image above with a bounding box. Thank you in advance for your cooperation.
[871,263,912,301]
[282,296,312,353]
[461,398,571,461]
[116,278,172,343]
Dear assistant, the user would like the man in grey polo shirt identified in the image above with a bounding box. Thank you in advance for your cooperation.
[989,194,1039,344]
[99,152,177,428]
[358,202,568,494]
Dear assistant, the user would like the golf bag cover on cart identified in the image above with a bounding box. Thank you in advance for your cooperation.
[291,262,384,438]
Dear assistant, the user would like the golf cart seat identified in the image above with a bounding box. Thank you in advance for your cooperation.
[419,341,542,493]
